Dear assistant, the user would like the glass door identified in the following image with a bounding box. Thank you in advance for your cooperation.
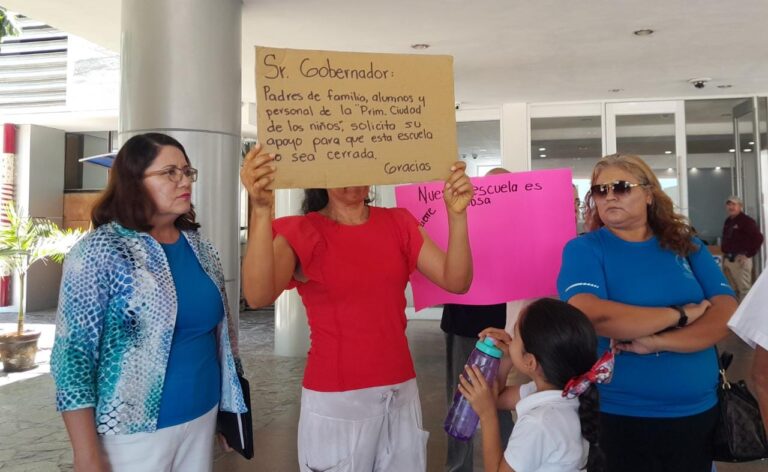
[606,101,688,214]
[732,98,764,272]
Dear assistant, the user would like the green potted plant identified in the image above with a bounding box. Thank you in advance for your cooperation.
[0,7,20,42]
[0,203,84,372]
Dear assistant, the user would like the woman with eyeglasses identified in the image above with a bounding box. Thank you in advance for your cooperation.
[51,133,246,472]
[556,154,737,472]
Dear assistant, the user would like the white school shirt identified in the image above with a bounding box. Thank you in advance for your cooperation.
[728,270,768,349]
[504,382,588,472]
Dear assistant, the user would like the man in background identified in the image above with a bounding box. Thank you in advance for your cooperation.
[721,195,764,301]
[442,167,514,472]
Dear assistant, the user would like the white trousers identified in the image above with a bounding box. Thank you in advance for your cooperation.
[101,404,217,472]
[298,378,429,472]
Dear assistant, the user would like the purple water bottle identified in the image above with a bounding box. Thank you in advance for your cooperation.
[444,337,503,441]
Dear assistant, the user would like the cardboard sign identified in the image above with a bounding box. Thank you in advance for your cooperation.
[395,169,577,310]
[256,47,457,189]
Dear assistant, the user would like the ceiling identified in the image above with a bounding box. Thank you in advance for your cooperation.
[2,0,767,115]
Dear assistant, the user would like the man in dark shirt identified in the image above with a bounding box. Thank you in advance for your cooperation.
[442,167,514,472]
[721,195,764,301]
[442,303,514,472]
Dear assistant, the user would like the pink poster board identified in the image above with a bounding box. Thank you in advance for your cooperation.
[395,168,576,311]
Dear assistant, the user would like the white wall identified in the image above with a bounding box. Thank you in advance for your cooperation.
[82,132,109,189]
[16,125,66,312]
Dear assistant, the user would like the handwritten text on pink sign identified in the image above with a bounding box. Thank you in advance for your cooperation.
[395,168,576,310]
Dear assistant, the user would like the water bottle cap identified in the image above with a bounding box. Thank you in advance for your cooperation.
[475,337,503,359]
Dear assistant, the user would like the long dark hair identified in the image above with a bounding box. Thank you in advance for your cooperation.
[518,298,605,472]
[300,188,372,215]
[301,189,330,214]
[91,133,200,231]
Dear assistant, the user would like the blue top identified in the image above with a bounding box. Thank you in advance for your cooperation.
[156,236,223,429]
[557,228,735,418]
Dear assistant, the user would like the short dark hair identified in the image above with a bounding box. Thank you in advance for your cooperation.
[91,133,200,231]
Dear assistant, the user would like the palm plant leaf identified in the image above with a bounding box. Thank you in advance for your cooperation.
[0,202,85,335]
[0,8,20,42]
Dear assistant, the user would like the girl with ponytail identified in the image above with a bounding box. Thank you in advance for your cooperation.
[458,298,611,472]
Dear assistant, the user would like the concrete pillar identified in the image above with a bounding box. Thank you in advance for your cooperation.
[119,0,242,323]
[15,125,66,311]
[501,103,530,172]
[273,189,310,357]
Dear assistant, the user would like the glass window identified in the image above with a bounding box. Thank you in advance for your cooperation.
[457,120,501,177]
[531,115,602,229]
[685,98,746,245]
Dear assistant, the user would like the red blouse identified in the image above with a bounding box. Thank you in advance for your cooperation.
[272,206,424,392]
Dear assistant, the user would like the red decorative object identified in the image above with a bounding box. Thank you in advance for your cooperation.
[3,124,15,154]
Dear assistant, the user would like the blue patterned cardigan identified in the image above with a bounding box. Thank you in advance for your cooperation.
[51,222,247,435]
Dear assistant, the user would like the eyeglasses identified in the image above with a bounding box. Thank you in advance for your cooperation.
[144,166,198,183]
[589,180,646,198]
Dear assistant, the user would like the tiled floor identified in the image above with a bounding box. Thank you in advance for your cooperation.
[0,309,766,471]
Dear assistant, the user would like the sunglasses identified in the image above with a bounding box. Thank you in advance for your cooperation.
[590,180,646,198]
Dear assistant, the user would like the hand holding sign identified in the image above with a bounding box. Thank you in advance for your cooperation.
[240,144,276,209]
[444,161,474,214]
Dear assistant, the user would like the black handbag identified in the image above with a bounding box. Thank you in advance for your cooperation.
[217,374,254,460]
[713,350,768,462]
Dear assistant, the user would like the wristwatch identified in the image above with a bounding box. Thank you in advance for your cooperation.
[672,305,688,328]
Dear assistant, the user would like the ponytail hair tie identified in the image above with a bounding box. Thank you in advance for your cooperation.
[562,350,615,399]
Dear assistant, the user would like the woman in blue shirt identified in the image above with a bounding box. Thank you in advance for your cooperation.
[557,154,737,472]
[51,133,246,472]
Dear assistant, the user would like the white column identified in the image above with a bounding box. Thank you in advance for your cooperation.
[15,125,66,311]
[119,0,242,324]
[501,103,530,172]
[273,189,310,357]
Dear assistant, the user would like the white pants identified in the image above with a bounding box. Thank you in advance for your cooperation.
[298,378,429,472]
[101,404,217,472]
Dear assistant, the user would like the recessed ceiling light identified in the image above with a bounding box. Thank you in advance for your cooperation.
[609,88,623,93]
[538,147,547,151]
[664,150,672,155]
[633,29,655,36]
[744,148,752,152]
[539,154,547,158]
[691,167,698,171]
[729,149,735,153]
[667,168,674,172]
[410,43,430,50]
[717,84,733,89]
[715,166,722,170]
[749,141,755,145]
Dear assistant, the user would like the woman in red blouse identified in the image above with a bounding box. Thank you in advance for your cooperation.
[241,144,474,472]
